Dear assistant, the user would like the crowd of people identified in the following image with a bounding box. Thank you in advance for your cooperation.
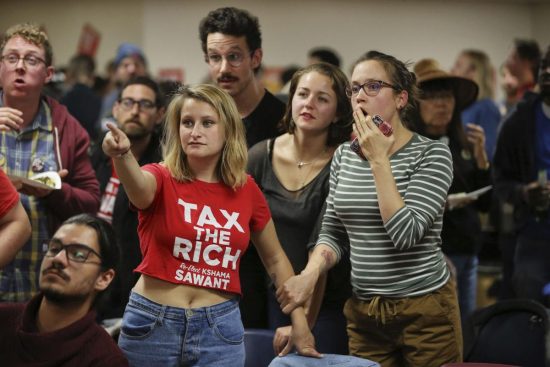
[0,6,549,367]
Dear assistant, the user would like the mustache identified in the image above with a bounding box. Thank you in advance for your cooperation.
[42,263,70,281]
[124,118,142,125]
[218,73,238,83]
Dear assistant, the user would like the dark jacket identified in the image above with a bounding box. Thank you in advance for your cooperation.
[442,137,492,255]
[41,96,100,233]
[91,131,162,319]
[0,293,129,366]
[493,92,541,232]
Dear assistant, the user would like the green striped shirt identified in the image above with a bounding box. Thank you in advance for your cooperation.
[317,133,453,299]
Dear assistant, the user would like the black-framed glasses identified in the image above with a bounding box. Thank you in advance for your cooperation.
[420,89,454,101]
[118,97,156,112]
[204,51,254,68]
[1,53,46,68]
[43,238,102,265]
[346,80,399,98]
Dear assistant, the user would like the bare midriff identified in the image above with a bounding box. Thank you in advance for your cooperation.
[132,274,234,309]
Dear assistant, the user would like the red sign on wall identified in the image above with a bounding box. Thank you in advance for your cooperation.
[77,23,101,57]
[158,68,185,83]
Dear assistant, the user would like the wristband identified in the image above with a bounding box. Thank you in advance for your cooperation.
[115,147,131,159]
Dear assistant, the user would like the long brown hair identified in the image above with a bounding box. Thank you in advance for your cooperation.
[280,62,353,146]
[162,84,248,189]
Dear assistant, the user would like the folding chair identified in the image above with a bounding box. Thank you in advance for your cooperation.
[463,299,550,367]
[244,328,276,367]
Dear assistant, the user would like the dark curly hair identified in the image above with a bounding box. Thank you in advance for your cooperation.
[199,7,261,54]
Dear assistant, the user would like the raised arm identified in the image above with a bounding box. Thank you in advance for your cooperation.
[102,122,157,209]
[0,200,31,268]
[251,220,321,358]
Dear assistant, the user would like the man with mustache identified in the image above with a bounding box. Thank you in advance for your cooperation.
[91,76,164,320]
[0,23,100,303]
[0,214,128,366]
[199,7,284,149]
[493,45,550,304]
[199,7,286,329]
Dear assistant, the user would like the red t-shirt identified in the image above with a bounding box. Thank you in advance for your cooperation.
[135,163,271,295]
[0,169,19,218]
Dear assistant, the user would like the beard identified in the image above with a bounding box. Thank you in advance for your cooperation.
[540,85,550,99]
[41,286,89,306]
[121,120,152,140]
[540,73,550,98]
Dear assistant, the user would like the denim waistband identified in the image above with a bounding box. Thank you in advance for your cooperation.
[127,291,239,322]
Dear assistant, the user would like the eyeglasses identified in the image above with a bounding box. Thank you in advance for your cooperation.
[43,239,102,265]
[118,97,156,112]
[346,80,399,98]
[1,53,46,68]
[204,51,254,68]
[420,90,454,101]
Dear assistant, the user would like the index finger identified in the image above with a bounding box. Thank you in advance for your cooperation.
[281,302,299,315]
[466,123,484,132]
[106,122,123,137]
[353,109,370,135]
[278,339,293,357]
[0,107,23,116]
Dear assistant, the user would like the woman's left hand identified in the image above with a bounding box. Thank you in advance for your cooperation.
[353,108,394,163]
[465,123,489,168]
[273,326,292,356]
[278,322,321,358]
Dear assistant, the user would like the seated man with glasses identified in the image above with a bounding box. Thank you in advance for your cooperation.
[0,213,129,366]
[91,76,164,321]
[0,22,100,303]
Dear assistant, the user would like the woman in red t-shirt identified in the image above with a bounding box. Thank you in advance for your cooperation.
[102,84,320,366]
[0,168,31,269]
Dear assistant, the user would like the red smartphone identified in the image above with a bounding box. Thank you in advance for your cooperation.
[350,115,393,159]
[371,114,393,137]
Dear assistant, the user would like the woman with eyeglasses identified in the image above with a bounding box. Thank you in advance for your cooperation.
[412,58,491,322]
[277,51,462,367]
[102,84,320,366]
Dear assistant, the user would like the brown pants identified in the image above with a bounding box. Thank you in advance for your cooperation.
[344,279,462,367]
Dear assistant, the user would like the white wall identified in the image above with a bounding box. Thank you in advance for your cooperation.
[1,0,549,97]
[0,0,143,74]
[142,0,535,85]
[533,3,550,50]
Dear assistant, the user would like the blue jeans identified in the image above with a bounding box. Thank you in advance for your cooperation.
[118,291,245,367]
[268,354,380,367]
[448,254,478,319]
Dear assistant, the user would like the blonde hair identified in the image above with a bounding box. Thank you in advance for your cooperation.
[461,49,495,100]
[162,84,248,189]
[1,23,53,66]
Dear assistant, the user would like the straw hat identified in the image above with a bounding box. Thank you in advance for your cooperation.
[414,58,478,110]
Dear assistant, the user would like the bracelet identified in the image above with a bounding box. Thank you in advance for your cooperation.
[115,147,131,159]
